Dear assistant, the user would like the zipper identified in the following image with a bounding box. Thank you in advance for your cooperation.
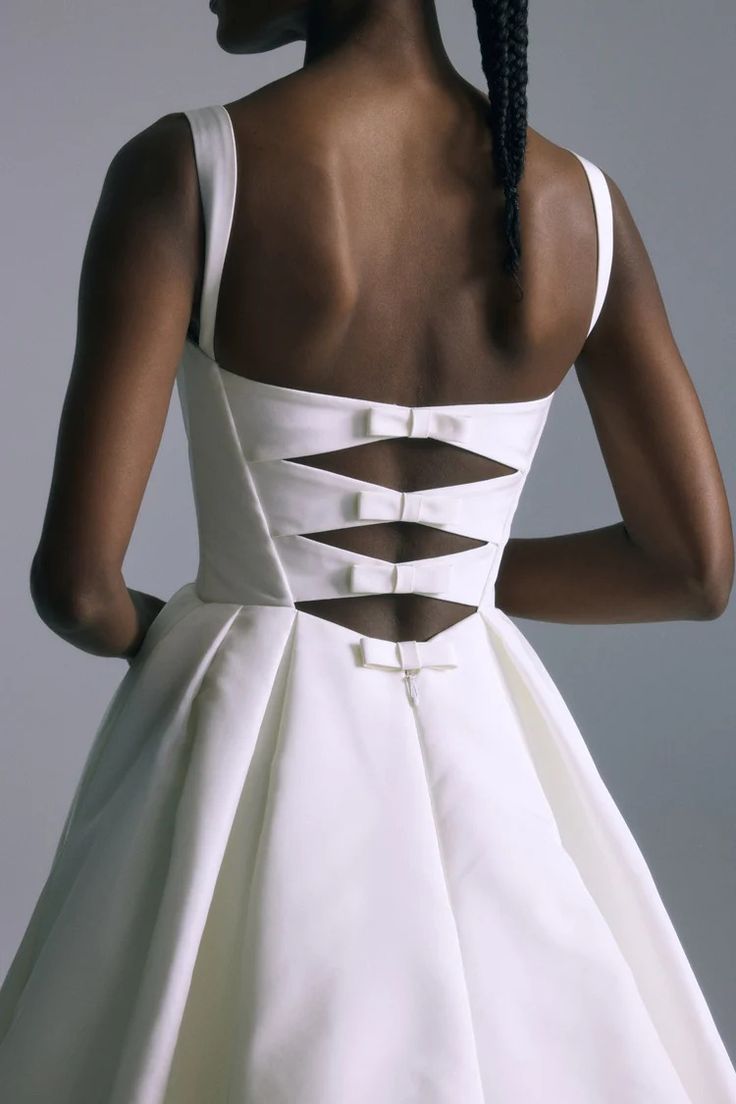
[403,668,420,706]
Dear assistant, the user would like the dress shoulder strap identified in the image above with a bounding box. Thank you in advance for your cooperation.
[182,104,238,361]
[566,149,614,340]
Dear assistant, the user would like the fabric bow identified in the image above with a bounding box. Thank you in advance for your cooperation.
[348,561,453,595]
[365,406,472,444]
[359,636,458,672]
[355,490,460,527]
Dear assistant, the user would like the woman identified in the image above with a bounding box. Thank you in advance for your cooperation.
[1,0,734,1101]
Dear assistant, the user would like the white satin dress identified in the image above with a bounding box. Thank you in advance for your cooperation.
[1,104,734,1104]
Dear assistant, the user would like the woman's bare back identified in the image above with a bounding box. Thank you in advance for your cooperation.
[196,67,603,641]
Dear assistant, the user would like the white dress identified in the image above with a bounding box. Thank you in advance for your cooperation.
[1,103,734,1104]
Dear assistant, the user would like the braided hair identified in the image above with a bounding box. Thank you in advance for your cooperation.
[471,0,529,299]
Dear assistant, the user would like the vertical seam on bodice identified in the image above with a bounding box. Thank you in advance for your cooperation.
[213,368,297,607]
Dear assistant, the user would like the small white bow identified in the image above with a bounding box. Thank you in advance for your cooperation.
[348,561,453,595]
[355,490,460,527]
[359,636,458,672]
[365,406,472,444]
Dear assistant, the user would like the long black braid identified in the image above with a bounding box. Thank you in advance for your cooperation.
[471,0,529,299]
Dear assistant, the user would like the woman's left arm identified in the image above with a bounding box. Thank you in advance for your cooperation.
[30,112,202,660]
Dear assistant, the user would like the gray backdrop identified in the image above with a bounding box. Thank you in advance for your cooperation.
[2,0,735,1058]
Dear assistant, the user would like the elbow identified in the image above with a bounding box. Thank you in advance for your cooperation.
[30,548,118,631]
[689,574,732,620]
[624,522,733,620]
[683,551,734,621]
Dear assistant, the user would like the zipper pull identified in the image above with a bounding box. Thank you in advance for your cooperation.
[403,669,420,705]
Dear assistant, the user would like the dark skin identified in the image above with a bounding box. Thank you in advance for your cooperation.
[30,0,734,660]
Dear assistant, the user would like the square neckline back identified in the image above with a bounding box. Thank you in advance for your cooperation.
[181,102,613,414]
[184,334,558,413]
